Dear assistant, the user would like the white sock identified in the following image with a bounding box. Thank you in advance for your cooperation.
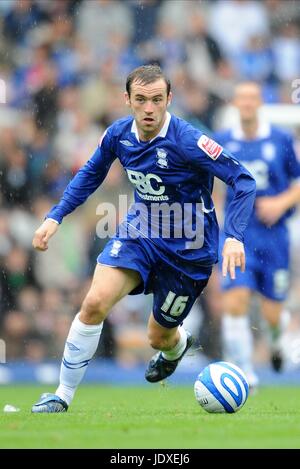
[56,313,103,406]
[222,315,257,382]
[162,327,187,361]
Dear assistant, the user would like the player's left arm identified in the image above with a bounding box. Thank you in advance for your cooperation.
[181,130,256,279]
[256,134,300,226]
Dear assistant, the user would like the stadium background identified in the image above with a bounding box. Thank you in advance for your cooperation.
[0,0,300,385]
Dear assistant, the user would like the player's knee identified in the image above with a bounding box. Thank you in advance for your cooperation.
[81,291,111,323]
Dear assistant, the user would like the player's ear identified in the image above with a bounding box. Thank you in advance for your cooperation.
[167,91,172,107]
[124,92,131,107]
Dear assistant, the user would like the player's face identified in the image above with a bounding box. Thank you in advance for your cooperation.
[233,83,262,122]
[125,78,172,141]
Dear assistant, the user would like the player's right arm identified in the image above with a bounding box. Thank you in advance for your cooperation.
[32,218,59,251]
[32,128,116,251]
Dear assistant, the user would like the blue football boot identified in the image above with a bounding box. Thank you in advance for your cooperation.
[145,331,194,383]
[31,393,68,413]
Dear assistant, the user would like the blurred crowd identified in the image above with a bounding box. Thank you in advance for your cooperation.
[0,0,300,364]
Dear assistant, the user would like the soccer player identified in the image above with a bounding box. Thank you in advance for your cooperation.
[31,65,256,412]
[216,81,300,388]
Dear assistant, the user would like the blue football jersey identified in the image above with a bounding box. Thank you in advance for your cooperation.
[47,113,256,270]
[215,122,300,235]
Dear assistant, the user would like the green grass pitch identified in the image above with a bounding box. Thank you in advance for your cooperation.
[0,385,299,448]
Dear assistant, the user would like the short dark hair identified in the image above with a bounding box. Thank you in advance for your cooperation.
[126,64,171,97]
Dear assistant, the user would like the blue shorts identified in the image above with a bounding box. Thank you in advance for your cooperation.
[98,237,210,328]
[220,227,290,302]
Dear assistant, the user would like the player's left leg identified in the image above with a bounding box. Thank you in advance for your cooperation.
[261,298,289,372]
[147,312,180,351]
[145,313,194,383]
[145,266,209,382]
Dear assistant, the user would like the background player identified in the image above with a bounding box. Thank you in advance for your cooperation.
[31,65,255,412]
[216,81,300,388]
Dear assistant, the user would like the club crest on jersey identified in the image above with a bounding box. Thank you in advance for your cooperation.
[262,142,276,161]
[198,135,223,160]
[156,148,169,168]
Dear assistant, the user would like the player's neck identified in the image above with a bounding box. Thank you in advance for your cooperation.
[241,119,259,140]
[137,114,167,142]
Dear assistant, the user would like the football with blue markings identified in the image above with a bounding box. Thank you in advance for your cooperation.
[194,361,249,413]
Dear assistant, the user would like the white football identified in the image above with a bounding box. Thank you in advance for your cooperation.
[194,361,249,413]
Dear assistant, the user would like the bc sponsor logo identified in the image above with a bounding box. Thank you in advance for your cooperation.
[126,169,165,196]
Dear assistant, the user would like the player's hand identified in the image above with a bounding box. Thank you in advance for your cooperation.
[32,219,59,251]
[222,238,245,280]
[255,196,286,226]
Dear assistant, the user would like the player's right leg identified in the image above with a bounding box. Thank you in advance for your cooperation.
[32,264,141,413]
[222,287,259,389]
